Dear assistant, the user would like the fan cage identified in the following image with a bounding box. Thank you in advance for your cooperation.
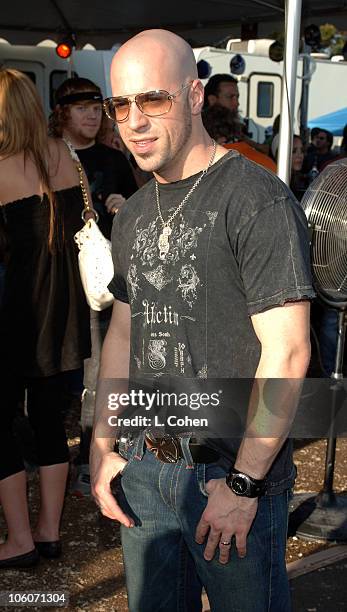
[301,159,347,303]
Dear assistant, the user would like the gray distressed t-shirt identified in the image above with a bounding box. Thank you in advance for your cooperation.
[109,150,315,492]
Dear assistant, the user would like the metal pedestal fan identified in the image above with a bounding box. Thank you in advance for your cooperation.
[289,158,347,542]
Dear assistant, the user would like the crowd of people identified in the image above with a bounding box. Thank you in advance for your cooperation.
[0,28,342,611]
[201,71,346,202]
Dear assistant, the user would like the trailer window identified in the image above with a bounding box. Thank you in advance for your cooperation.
[50,70,78,109]
[257,82,274,118]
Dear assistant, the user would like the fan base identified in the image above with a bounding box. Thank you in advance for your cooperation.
[289,492,347,542]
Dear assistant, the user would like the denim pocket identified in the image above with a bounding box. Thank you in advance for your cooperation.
[196,462,227,497]
[118,439,136,477]
[196,463,208,497]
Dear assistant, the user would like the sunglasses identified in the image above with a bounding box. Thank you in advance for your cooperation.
[103,82,193,123]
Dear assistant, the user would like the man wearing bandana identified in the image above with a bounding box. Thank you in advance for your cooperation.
[50,77,137,239]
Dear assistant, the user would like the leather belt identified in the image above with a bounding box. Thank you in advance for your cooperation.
[144,433,219,464]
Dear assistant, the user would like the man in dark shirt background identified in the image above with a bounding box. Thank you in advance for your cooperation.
[303,127,336,177]
[204,73,270,156]
[50,77,137,238]
[50,78,137,495]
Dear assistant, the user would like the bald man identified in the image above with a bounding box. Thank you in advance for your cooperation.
[90,29,314,612]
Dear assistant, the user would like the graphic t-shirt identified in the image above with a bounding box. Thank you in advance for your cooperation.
[109,150,315,490]
[77,143,137,239]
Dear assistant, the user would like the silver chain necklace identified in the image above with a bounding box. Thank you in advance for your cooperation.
[155,140,216,260]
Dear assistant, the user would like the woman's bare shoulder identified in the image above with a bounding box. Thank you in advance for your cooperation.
[48,136,72,167]
[48,137,79,189]
[0,153,23,192]
[0,153,14,168]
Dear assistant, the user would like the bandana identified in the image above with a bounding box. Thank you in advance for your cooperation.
[56,91,103,106]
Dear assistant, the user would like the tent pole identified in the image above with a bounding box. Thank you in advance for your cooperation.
[277,0,303,185]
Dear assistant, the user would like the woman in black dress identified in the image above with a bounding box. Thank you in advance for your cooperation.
[0,69,90,567]
[290,135,308,202]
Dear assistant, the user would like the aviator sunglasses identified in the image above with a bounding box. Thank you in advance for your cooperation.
[103,81,193,123]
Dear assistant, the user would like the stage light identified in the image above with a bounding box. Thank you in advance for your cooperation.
[269,40,284,62]
[56,36,75,59]
[197,60,211,79]
[304,24,321,50]
[230,54,245,75]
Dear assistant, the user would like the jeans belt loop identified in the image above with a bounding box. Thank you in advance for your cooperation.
[180,435,194,468]
[133,430,146,460]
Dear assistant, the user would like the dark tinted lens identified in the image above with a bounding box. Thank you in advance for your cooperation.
[137,90,170,116]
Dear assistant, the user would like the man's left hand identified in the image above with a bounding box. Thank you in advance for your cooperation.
[195,478,258,564]
[105,193,126,214]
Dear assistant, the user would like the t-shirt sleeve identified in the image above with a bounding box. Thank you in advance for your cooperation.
[234,195,315,315]
[108,272,129,303]
[107,216,129,303]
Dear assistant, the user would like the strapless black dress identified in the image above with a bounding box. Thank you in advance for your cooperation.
[0,186,91,377]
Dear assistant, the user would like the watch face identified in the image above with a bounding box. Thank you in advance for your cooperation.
[232,475,249,495]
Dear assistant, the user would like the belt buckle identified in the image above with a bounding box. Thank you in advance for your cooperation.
[145,433,181,463]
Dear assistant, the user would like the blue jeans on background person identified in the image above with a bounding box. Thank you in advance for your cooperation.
[79,310,110,464]
[71,309,110,496]
[117,433,292,612]
[77,310,110,462]
[318,307,338,376]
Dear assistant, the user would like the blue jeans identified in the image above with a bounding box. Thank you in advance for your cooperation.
[117,433,291,612]
[319,308,338,376]
[78,309,110,464]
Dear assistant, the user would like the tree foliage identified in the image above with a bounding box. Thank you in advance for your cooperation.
[319,23,346,56]
[270,23,346,57]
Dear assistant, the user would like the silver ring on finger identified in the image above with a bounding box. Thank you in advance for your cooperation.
[220,540,231,546]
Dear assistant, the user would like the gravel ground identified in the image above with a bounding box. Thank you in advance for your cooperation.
[1,400,346,612]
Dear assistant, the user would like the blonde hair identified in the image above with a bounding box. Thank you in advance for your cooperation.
[0,68,55,246]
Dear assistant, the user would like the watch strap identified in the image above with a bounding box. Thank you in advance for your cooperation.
[226,469,266,497]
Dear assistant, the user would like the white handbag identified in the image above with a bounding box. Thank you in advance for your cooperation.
[64,140,115,311]
[74,217,115,311]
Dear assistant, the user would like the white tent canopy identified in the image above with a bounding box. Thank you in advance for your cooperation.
[0,1,346,48]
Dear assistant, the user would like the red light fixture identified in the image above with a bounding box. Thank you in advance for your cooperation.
[56,35,76,59]
[56,42,72,58]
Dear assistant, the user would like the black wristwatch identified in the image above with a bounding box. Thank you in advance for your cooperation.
[226,469,266,498]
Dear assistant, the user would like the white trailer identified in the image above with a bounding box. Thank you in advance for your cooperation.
[194,41,347,144]
[0,43,114,116]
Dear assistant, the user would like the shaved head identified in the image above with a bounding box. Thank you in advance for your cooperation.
[109,29,216,182]
[111,29,198,96]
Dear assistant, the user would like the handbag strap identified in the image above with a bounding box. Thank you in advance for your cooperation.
[63,138,99,223]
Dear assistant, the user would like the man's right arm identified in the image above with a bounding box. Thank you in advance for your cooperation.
[90,298,134,526]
